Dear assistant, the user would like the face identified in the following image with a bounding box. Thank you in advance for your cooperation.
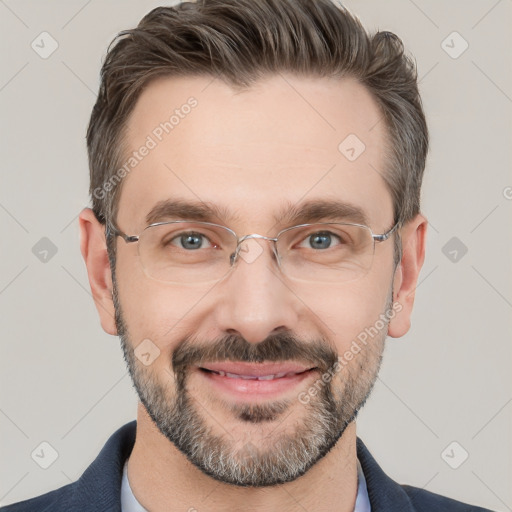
[112,74,397,486]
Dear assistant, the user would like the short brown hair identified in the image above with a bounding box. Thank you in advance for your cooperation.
[87,0,428,264]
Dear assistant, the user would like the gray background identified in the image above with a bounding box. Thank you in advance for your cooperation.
[1,0,511,510]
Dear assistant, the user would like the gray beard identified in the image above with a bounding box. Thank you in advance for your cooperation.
[114,279,389,487]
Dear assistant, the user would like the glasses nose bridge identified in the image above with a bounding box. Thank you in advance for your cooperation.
[231,233,280,267]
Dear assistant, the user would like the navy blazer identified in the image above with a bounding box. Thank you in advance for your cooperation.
[1,421,494,511]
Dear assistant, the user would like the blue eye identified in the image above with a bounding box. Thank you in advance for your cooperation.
[309,232,334,249]
[299,231,343,250]
[170,232,212,250]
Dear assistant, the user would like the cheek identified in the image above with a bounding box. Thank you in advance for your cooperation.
[114,249,211,355]
[292,277,391,352]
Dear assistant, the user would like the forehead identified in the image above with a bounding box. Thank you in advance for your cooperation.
[117,74,393,232]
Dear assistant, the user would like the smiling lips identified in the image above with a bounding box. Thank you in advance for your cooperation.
[199,362,316,380]
[197,362,319,399]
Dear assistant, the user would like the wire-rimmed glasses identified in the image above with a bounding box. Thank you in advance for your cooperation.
[108,219,399,285]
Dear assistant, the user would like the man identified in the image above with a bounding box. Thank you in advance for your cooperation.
[1,0,495,511]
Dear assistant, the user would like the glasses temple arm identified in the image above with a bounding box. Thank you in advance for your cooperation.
[105,222,139,244]
[373,220,400,242]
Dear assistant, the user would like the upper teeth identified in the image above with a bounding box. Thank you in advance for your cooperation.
[211,370,296,380]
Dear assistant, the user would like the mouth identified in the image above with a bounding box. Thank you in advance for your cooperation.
[200,368,313,380]
[195,362,319,400]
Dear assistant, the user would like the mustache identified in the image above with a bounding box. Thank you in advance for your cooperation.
[172,331,338,376]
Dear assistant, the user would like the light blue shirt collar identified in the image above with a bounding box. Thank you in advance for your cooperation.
[121,460,147,512]
[355,457,372,511]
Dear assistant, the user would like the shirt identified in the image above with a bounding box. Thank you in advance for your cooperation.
[121,457,371,511]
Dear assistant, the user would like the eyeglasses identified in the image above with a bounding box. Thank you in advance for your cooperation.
[107,219,399,285]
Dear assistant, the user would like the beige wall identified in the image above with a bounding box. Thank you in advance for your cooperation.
[0,0,510,509]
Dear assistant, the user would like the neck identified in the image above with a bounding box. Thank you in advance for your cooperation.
[127,403,359,512]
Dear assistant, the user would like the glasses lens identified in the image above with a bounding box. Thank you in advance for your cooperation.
[277,223,375,282]
[138,222,236,284]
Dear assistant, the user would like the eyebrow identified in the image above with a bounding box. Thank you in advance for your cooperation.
[275,199,370,227]
[145,198,370,229]
[146,199,238,226]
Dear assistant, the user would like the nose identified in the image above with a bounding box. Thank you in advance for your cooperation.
[213,237,301,344]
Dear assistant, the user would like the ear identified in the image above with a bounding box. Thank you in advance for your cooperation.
[388,213,428,338]
[79,208,117,335]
